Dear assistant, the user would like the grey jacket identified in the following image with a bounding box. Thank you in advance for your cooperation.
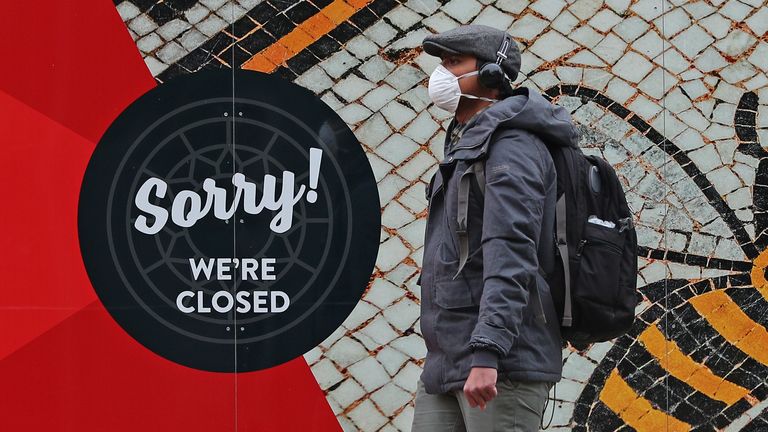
[416,87,580,394]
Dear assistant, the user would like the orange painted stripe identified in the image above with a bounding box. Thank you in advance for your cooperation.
[750,247,768,300]
[601,368,691,432]
[242,0,373,72]
[638,325,749,405]
[690,290,768,366]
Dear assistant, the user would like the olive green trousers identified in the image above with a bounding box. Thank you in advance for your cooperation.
[410,377,553,432]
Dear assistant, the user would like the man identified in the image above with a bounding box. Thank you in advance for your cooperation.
[412,25,580,431]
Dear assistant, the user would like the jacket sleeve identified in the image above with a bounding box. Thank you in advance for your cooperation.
[469,129,552,369]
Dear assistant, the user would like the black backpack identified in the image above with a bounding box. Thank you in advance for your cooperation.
[545,145,639,347]
[456,141,639,347]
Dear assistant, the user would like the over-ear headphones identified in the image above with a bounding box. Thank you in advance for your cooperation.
[478,33,512,89]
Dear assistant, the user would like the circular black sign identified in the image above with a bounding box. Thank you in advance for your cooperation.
[78,69,380,372]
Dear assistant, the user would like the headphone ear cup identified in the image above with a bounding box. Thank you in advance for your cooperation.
[478,63,503,89]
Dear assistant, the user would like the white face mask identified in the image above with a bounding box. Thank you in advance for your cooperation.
[427,64,498,113]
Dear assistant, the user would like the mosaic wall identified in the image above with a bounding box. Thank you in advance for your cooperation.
[116,0,768,430]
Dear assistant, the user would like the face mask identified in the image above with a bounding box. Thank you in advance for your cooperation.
[427,64,498,113]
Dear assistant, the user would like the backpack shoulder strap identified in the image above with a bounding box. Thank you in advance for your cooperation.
[453,154,548,324]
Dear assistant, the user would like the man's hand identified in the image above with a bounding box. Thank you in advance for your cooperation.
[463,367,498,410]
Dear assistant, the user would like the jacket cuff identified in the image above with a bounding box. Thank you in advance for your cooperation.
[470,347,499,369]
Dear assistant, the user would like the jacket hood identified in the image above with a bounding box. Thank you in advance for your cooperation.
[455,87,580,153]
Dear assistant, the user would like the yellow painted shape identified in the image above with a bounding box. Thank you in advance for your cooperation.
[690,290,768,365]
[750,247,768,300]
[242,0,372,72]
[638,325,749,405]
[601,368,691,432]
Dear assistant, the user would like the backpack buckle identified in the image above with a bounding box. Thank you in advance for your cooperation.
[618,217,633,233]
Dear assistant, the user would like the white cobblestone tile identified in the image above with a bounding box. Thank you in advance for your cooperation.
[116,1,140,20]
[605,77,637,104]
[400,86,433,112]
[398,181,429,214]
[344,300,380,330]
[628,94,663,120]
[346,35,379,60]
[509,13,549,41]
[556,66,583,84]
[393,360,423,392]
[329,378,367,408]
[592,33,628,64]
[296,65,334,93]
[361,315,400,346]
[361,84,399,111]
[371,382,413,416]
[682,0,716,19]
[184,4,210,24]
[383,200,416,229]
[551,10,580,34]
[157,18,192,41]
[677,109,710,132]
[713,29,757,58]
[376,133,420,166]
[156,41,187,64]
[583,68,613,90]
[137,33,163,53]
[443,0,483,23]
[746,7,768,36]
[377,345,409,376]
[377,234,411,271]
[654,8,692,39]
[720,0,753,21]
[694,47,729,73]
[530,31,578,62]
[672,25,715,59]
[531,0,567,20]
[337,104,373,125]
[358,55,395,83]
[654,48,691,75]
[569,0,602,20]
[368,278,407,310]
[312,358,344,390]
[383,297,419,332]
[613,51,655,83]
[381,100,418,130]
[638,67,677,99]
[129,14,158,36]
[748,43,768,72]
[363,20,397,46]
[144,56,168,76]
[320,50,360,79]
[386,5,423,30]
[356,113,393,148]
[406,0,441,15]
[471,6,515,29]
[423,11,461,32]
[179,28,208,51]
[326,337,369,369]
[633,31,665,59]
[349,356,392,392]
[589,9,623,33]
[196,13,227,37]
[393,406,415,432]
[391,334,427,360]
[614,16,650,43]
[385,64,427,93]
[605,0,631,14]
[699,13,731,40]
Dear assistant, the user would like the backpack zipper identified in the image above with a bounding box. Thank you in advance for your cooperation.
[577,238,622,256]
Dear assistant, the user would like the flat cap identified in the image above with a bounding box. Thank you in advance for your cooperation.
[422,24,521,82]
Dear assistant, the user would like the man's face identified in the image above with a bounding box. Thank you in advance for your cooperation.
[439,52,496,99]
